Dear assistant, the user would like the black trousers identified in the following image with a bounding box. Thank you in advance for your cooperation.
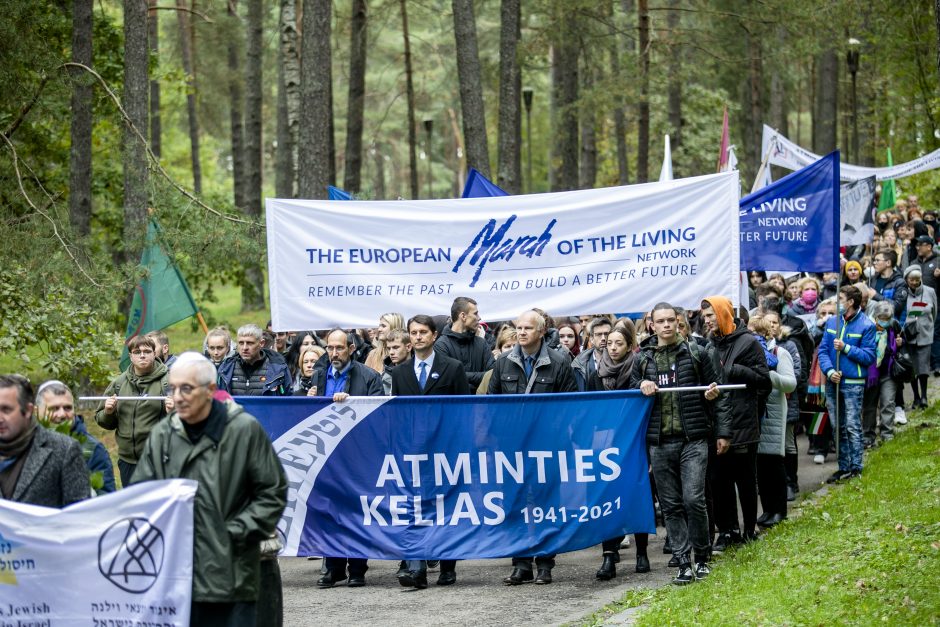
[755,453,787,517]
[190,602,256,627]
[324,557,368,577]
[601,533,648,555]
[710,444,758,534]
[117,459,136,487]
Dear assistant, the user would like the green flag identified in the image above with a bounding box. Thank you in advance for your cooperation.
[120,219,199,370]
[877,147,896,212]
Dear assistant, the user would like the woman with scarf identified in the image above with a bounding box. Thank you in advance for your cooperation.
[901,266,936,409]
[593,324,653,580]
[286,331,322,390]
[293,346,325,396]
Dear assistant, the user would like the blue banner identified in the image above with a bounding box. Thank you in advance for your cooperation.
[240,391,655,559]
[739,151,840,272]
[462,167,509,198]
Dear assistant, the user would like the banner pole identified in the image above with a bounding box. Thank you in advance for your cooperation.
[196,311,209,335]
[750,136,776,194]
[833,273,842,466]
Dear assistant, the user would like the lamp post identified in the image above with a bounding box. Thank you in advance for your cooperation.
[846,38,860,164]
[522,87,533,193]
[423,118,433,199]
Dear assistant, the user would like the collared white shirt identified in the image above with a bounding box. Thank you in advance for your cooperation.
[414,351,436,381]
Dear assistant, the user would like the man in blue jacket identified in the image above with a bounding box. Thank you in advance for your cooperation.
[818,285,877,482]
[217,324,292,396]
[36,380,115,494]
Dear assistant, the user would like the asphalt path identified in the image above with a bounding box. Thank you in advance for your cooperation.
[280,427,848,626]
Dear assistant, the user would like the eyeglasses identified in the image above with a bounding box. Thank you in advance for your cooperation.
[167,384,206,396]
[131,350,154,356]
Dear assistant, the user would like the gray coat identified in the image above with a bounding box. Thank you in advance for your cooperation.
[7,427,89,507]
[758,344,795,457]
[903,285,937,347]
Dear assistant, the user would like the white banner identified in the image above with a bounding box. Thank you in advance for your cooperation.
[841,177,876,246]
[0,480,196,626]
[266,172,741,329]
[762,125,940,181]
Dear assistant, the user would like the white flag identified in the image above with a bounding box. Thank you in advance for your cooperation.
[659,134,674,182]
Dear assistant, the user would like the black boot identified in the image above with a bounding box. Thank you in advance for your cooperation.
[596,552,617,580]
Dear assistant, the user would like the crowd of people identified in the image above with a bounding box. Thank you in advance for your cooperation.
[0,195,933,623]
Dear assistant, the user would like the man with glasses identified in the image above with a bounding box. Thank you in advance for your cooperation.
[95,334,171,486]
[870,249,908,318]
[132,352,287,626]
[572,317,612,391]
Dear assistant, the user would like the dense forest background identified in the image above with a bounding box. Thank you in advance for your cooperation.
[1,0,938,385]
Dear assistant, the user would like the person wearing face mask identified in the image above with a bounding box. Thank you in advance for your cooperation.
[901,266,936,410]
[862,302,902,447]
[788,277,822,316]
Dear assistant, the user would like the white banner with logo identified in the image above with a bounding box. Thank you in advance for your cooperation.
[0,480,195,626]
[762,124,940,181]
[266,172,740,329]
[841,177,876,246]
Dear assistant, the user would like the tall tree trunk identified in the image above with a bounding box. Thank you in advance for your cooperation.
[666,0,681,154]
[69,0,93,237]
[177,0,202,194]
[551,4,578,191]
[276,0,298,198]
[608,0,629,185]
[298,0,333,199]
[579,61,596,189]
[768,26,788,140]
[147,0,160,158]
[399,0,418,199]
[746,28,764,171]
[328,71,336,186]
[242,0,265,311]
[343,0,367,192]
[278,0,300,197]
[496,0,521,193]
[452,0,490,176]
[123,0,149,260]
[815,48,838,153]
[372,142,386,199]
[636,0,650,182]
[228,0,246,213]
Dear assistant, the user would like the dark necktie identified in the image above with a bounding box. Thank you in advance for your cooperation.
[524,356,534,379]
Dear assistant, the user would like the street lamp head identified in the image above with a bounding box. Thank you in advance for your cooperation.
[522,87,533,111]
[846,38,860,74]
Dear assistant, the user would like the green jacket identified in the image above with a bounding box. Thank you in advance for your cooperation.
[94,362,169,464]
[131,400,287,603]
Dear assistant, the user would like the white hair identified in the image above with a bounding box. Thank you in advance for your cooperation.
[170,351,218,386]
[236,323,264,341]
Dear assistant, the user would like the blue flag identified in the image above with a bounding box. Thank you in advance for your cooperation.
[462,168,509,198]
[328,185,353,200]
[241,391,655,559]
[739,151,840,272]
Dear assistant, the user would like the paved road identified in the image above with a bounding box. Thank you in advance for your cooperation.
[280,430,845,627]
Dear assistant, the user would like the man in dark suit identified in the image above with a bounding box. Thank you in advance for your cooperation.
[0,375,89,507]
[488,310,577,585]
[314,329,384,589]
[391,314,471,589]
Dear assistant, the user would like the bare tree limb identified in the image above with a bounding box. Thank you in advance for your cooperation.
[2,75,50,140]
[149,4,213,22]
[0,133,103,288]
[59,62,260,228]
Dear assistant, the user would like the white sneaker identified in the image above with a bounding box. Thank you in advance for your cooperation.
[895,407,908,425]
[813,454,825,465]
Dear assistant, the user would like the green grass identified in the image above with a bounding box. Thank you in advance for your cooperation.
[588,411,940,626]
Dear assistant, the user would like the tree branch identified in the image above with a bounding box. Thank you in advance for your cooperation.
[0,133,103,288]
[2,75,50,140]
[59,62,260,228]
[149,4,214,23]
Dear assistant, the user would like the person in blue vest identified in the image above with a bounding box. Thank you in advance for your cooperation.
[818,285,877,483]
[217,324,292,396]
[36,380,115,494]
